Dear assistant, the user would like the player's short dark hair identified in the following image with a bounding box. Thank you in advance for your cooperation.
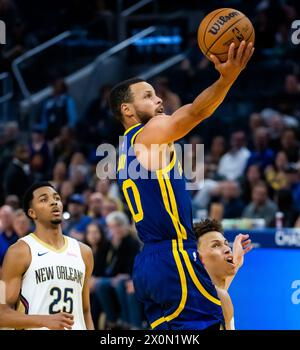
[194,218,224,240]
[23,182,55,218]
[109,78,145,123]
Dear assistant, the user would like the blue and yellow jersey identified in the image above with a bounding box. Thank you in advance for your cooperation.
[117,123,195,244]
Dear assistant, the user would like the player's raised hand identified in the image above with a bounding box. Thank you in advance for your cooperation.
[232,233,253,269]
[210,41,254,83]
[42,312,74,330]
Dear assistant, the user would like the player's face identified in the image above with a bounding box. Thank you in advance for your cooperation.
[30,186,63,225]
[129,82,164,123]
[198,231,235,278]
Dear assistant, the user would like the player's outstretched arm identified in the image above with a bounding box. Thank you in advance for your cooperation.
[136,41,254,146]
[225,234,253,290]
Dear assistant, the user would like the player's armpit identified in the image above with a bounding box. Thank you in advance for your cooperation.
[1,240,31,307]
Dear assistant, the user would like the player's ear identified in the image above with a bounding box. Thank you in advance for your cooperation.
[28,208,37,220]
[121,103,133,117]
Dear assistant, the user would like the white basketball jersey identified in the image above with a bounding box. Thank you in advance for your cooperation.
[19,233,86,330]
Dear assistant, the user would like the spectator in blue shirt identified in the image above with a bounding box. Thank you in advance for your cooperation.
[40,78,78,140]
[0,205,18,268]
[62,194,92,241]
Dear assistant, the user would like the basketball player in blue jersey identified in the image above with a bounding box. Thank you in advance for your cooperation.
[194,219,252,330]
[1,182,94,330]
[112,41,254,330]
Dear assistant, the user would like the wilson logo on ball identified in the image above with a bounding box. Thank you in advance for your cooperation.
[208,12,240,35]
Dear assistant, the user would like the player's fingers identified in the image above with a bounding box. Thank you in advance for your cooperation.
[242,44,254,67]
[242,238,251,246]
[63,323,73,329]
[244,245,253,254]
[209,54,220,67]
[236,40,246,62]
[62,316,74,325]
[228,42,235,62]
[61,312,74,320]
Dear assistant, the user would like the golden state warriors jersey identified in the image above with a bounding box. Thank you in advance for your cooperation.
[117,123,195,244]
[19,234,86,330]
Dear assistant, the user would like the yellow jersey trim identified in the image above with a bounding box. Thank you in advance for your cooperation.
[163,173,187,240]
[156,174,183,241]
[131,127,144,146]
[156,172,221,306]
[156,146,177,175]
[30,233,68,253]
[150,240,187,329]
[124,123,142,135]
[178,241,222,306]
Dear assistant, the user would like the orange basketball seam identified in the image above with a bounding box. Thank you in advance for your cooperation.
[205,15,246,56]
[209,25,254,55]
[201,8,230,53]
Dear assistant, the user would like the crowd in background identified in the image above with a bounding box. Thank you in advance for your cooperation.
[0,0,300,329]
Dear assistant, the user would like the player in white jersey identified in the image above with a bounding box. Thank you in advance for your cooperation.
[2,182,94,330]
[194,219,252,330]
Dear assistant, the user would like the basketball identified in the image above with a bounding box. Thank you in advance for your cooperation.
[198,8,255,62]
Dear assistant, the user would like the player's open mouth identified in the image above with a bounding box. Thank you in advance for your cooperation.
[51,208,61,215]
[156,107,164,114]
[225,256,235,265]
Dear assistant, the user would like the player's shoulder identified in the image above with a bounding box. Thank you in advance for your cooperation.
[78,242,93,261]
[6,239,31,257]
[3,239,31,271]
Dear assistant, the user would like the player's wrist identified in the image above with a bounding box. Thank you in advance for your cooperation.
[218,74,237,87]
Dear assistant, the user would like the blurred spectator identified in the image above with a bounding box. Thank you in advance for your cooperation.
[265,151,288,191]
[79,84,122,146]
[88,192,104,222]
[247,112,265,149]
[205,136,226,179]
[283,163,300,211]
[240,164,263,204]
[69,165,89,194]
[210,181,245,219]
[0,122,20,197]
[40,78,78,140]
[246,127,275,172]
[154,76,181,115]
[84,222,112,329]
[29,125,51,180]
[3,143,34,198]
[63,194,92,240]
[101,198,118,222]
[272,189,299,228]
[280,129,300,163]
[12,208,31,238]
[217,131,250,180]
[59,180,74,208]
[51,161,67,190]
[4,194,20,210]
[267,112,285,152]
[0,205,17,268]
[279,74,300,115]
[52,126,80,164]
[242,182,277,226]
[95,211,141,329]
[95,179,123,211]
